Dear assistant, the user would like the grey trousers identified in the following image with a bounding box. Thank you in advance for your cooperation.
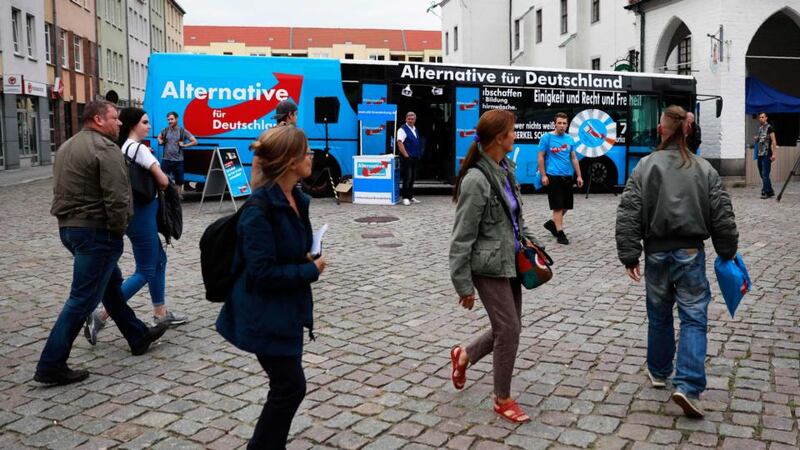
[465,275,523,399]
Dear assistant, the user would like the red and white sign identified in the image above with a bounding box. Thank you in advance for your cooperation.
[25,80,47,97]
[53,77,64,98]
[3,74,23,95]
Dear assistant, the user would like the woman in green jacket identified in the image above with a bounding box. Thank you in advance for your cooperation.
[449,109,540,424]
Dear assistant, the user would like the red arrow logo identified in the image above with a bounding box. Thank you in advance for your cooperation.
[361,161,390,177]
[183,73,303,136]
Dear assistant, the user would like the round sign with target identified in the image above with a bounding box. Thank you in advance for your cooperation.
[568,109,617,157]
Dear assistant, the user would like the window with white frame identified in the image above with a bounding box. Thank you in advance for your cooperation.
[536,9,543,43]
[12,8,22,54]
[591,0,600,23]
[60,29,68,68]
[45,23,53,63]
[677,36,692,75]
[74,35,83,72]
[560,0,568,34]
[26,14,36,58]
[107,49,112,81]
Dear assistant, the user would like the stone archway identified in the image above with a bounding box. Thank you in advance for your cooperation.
[746,8,800,99]
[652,16,692,74]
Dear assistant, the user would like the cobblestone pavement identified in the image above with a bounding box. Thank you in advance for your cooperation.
[1,179,799,450]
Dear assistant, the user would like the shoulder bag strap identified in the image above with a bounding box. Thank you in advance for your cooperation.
[473,164,522,243]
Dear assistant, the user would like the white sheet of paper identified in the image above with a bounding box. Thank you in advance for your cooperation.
[311,223,329,257]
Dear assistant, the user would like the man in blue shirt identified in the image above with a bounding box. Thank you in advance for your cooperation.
[537,112,583,245]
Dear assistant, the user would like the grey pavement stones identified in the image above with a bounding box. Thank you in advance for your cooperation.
[2,179,800,448]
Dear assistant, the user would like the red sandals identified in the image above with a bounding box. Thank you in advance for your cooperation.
[494,398,531,424]
[450,346,467,390]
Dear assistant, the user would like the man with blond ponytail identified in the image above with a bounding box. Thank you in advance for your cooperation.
[616,105,738,419]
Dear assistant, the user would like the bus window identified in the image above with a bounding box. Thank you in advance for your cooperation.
[629,94,659,150]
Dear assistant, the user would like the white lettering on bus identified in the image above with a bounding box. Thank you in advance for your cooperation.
[160,80,289,101]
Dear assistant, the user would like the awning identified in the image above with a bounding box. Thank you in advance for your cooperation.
[746,77,800,114]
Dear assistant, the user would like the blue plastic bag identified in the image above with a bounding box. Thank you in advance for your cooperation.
[714,254,752,318]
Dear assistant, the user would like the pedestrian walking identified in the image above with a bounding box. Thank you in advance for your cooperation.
[449,109,542,424]
[538,112,583,245]
[251,100,299,190]
[616,105,739,418]
[84,108,187,346]
[34,101,168,386]
[216,125,326,448]
[157,111,197,196]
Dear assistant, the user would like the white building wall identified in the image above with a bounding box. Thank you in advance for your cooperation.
[441,0,509,65]
[127,0,151,103]
[642,0,800,173]
[1,0,48,86]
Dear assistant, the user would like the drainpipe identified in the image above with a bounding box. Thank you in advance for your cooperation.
[638,6,645,72]
[509,0,513,64]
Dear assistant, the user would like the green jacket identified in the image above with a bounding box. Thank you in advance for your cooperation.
[51,128,133,236]
[615,145,738,267]
[449,151,539,297]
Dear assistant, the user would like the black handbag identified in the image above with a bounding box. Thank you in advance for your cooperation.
[125,142,157,204]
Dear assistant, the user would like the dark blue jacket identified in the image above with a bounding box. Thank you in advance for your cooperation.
[401,124,421,158]
[216,184,319,356]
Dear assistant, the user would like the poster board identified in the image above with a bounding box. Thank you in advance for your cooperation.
[200,147,252,211]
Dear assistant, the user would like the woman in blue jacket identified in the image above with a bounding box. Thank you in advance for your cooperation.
[216,125,326,449]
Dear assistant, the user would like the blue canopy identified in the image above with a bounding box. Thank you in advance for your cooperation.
[746,77,800,114]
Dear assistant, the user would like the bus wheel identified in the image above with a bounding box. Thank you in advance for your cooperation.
[302,154,341,198]
[580,157,617,192]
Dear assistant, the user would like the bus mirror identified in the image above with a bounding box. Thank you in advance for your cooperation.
[716,98,723,118]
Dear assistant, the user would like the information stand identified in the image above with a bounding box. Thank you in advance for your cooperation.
[352,155,400,205]
[200,147,252,211]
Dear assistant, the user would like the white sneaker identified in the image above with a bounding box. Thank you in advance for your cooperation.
[402,199,411,206]
[411,198,421,204]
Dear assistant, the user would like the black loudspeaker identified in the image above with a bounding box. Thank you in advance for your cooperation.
[105,90,119,104]
[314,96,340,124]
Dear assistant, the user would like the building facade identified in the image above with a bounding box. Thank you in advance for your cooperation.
[0,0,51,169]
[164,0,184,53]
[97,0,129,105]
[184,26,443,62]
[127,0,150,104]
[149,0,166,53]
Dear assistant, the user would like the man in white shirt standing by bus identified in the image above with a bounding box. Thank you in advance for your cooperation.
[397,112,422,206]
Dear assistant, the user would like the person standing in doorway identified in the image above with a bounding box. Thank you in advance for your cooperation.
[397,112,422,206]
[685,112,702,154]
[754,111,778,199]
[538,112,583,245]
[616,105,738,418]
[35,101,168,386]
[157,111,197,196]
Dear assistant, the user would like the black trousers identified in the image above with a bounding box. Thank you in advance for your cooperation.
[401,156,418,200]
[248,354,306,450]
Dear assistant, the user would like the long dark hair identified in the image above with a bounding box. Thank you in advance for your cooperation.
[452,109,516,201]
[657,105,692,168]
[116,107,147,148]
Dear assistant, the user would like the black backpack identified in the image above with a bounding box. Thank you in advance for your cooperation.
[199,197,269,302]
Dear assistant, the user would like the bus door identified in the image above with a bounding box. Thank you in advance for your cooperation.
[391,83,455,182]
[627,93,660,177]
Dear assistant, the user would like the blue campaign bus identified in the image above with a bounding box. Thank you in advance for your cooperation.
[143,53,696,194]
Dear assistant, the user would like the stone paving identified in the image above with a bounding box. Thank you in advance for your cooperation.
[1,178,799,449]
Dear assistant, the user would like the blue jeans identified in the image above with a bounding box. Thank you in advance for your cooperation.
[37,228,150,371]
[161,160,184,186]
[645,248,711,398]
[757,155,773,195]
[122,198,167,306]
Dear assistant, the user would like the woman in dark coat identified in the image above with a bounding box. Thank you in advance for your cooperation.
[216,125,326,449]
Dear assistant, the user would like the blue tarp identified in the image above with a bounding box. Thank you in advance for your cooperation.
[746,77,800,114]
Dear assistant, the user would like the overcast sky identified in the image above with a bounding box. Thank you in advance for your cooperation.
[182,0,443,30]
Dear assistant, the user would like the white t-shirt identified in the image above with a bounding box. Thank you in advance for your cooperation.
[122,139,159,170]
[396,125,417,142]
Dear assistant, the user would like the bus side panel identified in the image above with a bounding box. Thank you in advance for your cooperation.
[454,87,480,173]
[511,144,542,189]
[143,53,358,181]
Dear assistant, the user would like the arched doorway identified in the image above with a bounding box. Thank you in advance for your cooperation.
[653,17,692,75]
